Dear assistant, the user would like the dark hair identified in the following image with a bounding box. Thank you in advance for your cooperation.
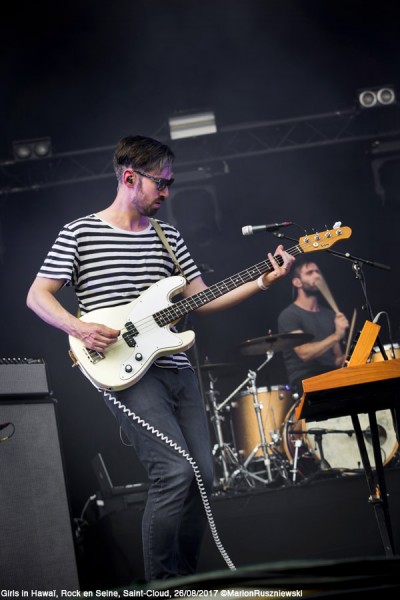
[113,135,175,183]
[291,257,318,280]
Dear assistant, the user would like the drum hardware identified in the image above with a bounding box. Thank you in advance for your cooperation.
[239,369,273,482]
[306,429,331,471]
[306,427,356,436]
[199,362,243,490]
[291,439,304,483]
[283,408,398,474]
[287,425,358,472]
[270,428,282,446]
[285,423,331,481]
[207,373,232,489]
[215,332,311,488]
[216,352,276,486]
[212,442,243,486]
[201,334,316,489]
[283,406,322,480]
[215,353,273,413]
[218,332,309,414]
[364,424,387,444]
[267,444,292,484]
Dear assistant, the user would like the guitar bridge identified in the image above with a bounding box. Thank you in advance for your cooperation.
[83,348,105,364]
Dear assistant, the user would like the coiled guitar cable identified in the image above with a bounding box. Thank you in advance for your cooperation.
[102,389,236,572]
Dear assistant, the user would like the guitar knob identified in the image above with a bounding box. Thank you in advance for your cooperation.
[124,364,133,373]
[135,353,143,362]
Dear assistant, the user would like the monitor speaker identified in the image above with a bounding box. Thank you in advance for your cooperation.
[0,397,80,592]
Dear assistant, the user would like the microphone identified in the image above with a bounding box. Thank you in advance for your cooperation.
[242,221,293,235]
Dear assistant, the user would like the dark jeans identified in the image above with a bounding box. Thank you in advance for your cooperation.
[104,365,214,581]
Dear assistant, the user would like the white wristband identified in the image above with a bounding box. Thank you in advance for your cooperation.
[257,275,269,291]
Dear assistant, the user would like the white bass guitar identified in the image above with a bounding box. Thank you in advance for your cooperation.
[68,226,352,390]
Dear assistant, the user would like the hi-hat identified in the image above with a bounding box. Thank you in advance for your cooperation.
[239,332,313,355]
[196,362,236,375]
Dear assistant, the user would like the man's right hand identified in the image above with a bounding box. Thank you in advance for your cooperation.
[27,277,120,351]
[334,312,349,341]
[78,322,120,352]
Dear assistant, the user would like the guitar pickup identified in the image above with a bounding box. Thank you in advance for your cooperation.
[122,321,138,348]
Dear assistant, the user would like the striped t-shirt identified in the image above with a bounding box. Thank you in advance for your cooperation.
[38,214,201,369]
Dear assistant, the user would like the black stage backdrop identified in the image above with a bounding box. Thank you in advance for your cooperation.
[1,0,399,590]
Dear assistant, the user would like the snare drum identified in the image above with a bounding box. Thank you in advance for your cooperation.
[283,404,398,471]
[231,386,292,458]
[370,342,400,362]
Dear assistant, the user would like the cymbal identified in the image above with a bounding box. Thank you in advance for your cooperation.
[239,332,313,356]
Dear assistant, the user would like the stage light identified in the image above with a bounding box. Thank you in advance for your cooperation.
[359,90,377,108]
[168,111,217,140]
[12,137,52,161]
[377,87,396,105]
[358,86,396,109]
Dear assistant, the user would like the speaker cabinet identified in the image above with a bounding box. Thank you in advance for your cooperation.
[0,398,79,591]
[0,359,51,397]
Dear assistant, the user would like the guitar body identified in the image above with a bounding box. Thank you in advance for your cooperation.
[69,276,195,391]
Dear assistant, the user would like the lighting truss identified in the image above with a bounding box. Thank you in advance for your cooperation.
[1,106,400,195]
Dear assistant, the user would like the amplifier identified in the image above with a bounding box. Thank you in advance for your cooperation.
[0,358,51,397]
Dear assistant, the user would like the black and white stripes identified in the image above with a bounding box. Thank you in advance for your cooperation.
[38,214,201,369]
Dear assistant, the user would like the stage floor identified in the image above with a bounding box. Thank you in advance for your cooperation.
[79,465,400,590]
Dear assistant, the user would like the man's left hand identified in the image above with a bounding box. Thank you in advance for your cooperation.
[259,244,294,288]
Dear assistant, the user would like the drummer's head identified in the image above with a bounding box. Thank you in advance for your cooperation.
[291,259,321,296]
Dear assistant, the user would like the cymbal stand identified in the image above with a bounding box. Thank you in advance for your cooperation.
[217,352,274,412]
[205,370,233,489]
[217,352,275,486]
[241,370,273,482]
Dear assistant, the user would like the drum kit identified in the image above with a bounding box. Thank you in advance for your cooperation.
[197,336,400,491]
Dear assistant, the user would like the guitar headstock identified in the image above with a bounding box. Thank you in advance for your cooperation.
[298,226,352,253]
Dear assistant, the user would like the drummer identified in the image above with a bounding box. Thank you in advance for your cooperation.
[277,259,349,396]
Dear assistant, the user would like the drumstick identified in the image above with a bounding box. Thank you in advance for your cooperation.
[315,275,340,314]
[343,308,357,366]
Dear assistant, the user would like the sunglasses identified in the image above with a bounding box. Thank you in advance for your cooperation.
[133,169,175,192]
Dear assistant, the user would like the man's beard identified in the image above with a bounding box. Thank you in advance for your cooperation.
[302,283,320,297]
[142,205,159,217]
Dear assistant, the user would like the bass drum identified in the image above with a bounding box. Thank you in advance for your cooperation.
[370,342,400,362]
[283,404,398,473]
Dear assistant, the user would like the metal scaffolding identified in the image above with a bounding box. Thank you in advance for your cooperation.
[1,106,400,195]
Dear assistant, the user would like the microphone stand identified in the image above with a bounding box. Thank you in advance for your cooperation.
[322,251,391,362]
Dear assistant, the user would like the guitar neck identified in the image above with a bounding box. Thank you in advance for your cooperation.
[154,243,303,326]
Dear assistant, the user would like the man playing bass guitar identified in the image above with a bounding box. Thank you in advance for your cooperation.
[27,135,294,582]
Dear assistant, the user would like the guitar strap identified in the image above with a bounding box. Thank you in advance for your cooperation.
[150,218,189,284]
